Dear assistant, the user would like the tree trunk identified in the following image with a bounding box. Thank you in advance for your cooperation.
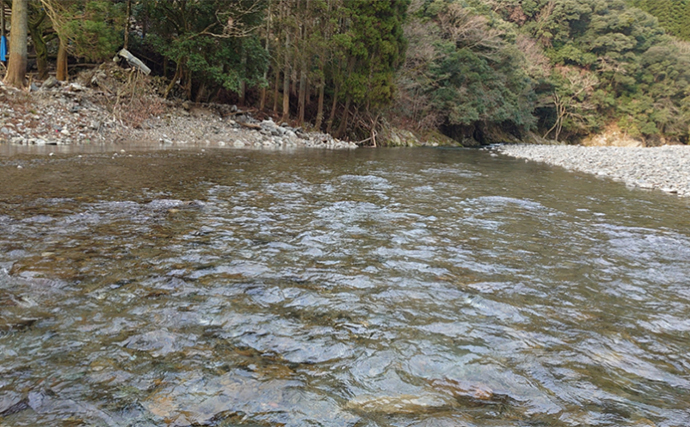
[335,96,351,139]
[260,0,271,111]
[123,0,132,49]
[185,68,192,100]
[272,67,280,112]
[4,0,28,88]
[314,77,325,130]
[195,82,206,103]
[31,31,48,80]
[326,84,339,134]
[164,60,182,98]
[281,30,290,122]
[56,37,68,81]
[28,15,48,80]
[239,48,247,105]
[297,66,306,125]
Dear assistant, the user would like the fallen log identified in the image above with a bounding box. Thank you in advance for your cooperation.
[118,49,151,75]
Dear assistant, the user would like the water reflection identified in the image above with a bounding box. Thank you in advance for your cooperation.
[1,147,689,426]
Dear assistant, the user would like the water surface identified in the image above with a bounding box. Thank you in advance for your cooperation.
[1,147,689,426]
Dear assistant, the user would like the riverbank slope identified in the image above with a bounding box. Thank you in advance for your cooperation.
[0,65,355,151]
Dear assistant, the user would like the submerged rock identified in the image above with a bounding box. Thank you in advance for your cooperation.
[345,393,456,414]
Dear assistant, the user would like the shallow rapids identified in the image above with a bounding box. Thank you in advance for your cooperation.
[1,147,689,426]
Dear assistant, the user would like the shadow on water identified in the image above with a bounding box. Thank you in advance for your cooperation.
[0,146,689,426]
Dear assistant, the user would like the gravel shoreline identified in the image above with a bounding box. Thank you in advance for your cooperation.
[494,144,690,197]
[0,67,356,152]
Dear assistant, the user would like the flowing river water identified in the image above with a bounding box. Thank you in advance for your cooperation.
[0,146,689,426]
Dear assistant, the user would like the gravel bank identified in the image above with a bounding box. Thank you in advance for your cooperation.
[0,66,356,151]
[494,144,690,197]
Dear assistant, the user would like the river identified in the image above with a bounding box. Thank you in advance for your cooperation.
[1,146,689,426]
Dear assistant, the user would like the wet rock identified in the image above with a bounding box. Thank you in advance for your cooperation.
[144,371,359,426]
[429,378,502,403]
[120,329,195,357]
[345,394,455,414]
[0,393,28,416]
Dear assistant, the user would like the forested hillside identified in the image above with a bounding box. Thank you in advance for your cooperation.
[411,0,690,145]
[627,0,690,40]
[3,0,690,146]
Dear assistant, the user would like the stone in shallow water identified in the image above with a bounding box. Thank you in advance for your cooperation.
[144,370,359,426]
[120,329,196,357]
[345,393,455,415]
[0,392,27,416]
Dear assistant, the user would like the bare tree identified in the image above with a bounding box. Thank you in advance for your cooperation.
[38,0,70,81]
[544,66,598,141]
[437,3,502,52]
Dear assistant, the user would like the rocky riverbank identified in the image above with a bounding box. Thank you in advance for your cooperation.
[494,144,690,197]
[0,65,356,151]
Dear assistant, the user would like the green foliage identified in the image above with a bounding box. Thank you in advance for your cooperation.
[23,0,690,144]
[340,0,409,110]
[138,0,268,97]
[41,0,126,62]
[487,0,690,143]
[62,1,125,61]
[393,1,536,138]
[627,0,690,41]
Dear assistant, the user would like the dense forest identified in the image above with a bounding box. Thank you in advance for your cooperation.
[2,0,690,146]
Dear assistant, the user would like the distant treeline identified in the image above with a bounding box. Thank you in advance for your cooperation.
[3,0,690,145]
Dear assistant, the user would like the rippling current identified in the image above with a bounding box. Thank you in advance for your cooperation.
[0,147,689,426]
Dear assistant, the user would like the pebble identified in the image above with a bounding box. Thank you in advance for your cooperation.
[494,144,690,197]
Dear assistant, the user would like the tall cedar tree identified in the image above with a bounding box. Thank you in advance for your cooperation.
[4,0,28,88]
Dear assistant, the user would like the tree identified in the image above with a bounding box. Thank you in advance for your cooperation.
[40,0,126,81]
[334,0,409,140]
[392,1,536,143]
[4,0,28,88]
[138,0,267,102]
[28,0,56,80]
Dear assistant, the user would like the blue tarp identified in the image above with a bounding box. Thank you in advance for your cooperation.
[0,35,6,62]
